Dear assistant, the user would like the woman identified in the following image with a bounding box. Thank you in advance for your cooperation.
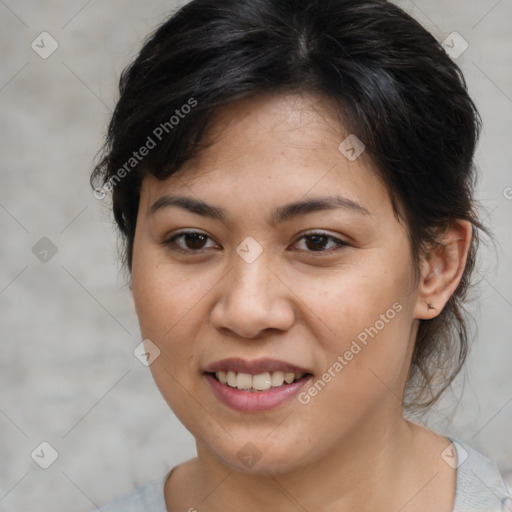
[90,0,511,510]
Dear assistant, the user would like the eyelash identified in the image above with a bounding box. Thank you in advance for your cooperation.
[162,230,349,255]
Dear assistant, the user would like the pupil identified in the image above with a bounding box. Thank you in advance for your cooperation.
[306,235,327,251]
[186,233,206,249]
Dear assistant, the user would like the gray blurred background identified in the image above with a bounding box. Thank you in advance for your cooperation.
[0,1,511,510]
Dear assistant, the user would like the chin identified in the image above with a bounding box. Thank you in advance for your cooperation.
[204,433,313,476]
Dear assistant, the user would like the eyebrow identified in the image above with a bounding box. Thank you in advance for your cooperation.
[149,194,370,224]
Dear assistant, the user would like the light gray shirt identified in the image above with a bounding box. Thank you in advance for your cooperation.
[90,437,511,511]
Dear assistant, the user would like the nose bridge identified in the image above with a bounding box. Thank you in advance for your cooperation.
[210,244,295,338]
[230,245,278,310]
[232,250,273,301]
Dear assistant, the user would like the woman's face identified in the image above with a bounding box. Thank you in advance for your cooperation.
[131,93,423,474]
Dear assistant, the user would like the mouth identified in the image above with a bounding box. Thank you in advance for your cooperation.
[203,358,313,411]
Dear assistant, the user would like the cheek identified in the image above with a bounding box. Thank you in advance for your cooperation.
[131,253,206,424]
[297,252,414,395]
[131,244,219,385]
[132,266,198,362]
[131,238,195,339]
[294,256,411,345]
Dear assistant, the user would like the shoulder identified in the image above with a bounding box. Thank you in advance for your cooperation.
[88,476,168,512]
[448,437,512,512]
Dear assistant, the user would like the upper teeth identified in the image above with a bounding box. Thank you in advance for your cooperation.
[215,371,305,391]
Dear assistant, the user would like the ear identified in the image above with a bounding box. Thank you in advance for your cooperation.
[414,220,473,320]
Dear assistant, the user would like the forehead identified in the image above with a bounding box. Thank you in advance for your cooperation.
[139,92,392,219]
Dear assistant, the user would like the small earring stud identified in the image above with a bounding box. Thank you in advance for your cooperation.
[428,303,436,310]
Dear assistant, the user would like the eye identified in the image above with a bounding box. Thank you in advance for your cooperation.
[162,231,219,253]
[162,230,349,254]
[293,231,348,253]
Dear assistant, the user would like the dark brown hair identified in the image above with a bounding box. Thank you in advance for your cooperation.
[91,0,487,412]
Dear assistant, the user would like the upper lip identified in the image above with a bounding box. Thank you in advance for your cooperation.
[204,357,312,375]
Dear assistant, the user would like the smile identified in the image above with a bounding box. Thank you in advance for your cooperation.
[213,370,306,391]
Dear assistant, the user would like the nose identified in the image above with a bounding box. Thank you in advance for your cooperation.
[209,250,296,339]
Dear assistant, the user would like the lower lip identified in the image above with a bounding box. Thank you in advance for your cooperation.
[204,373,312,412]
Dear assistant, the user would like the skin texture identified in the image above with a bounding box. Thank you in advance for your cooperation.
[131,92,472,511]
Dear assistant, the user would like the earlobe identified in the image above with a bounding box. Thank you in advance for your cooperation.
[414,220,473,320]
